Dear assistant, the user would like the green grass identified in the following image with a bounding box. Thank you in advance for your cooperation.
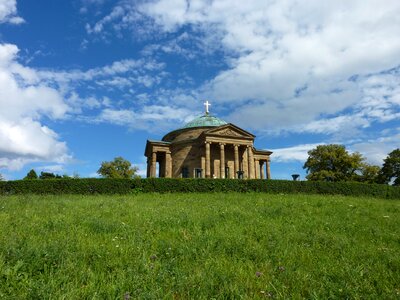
[0,193,399,299]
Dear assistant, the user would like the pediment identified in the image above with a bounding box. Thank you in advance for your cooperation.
[204,123,255,139]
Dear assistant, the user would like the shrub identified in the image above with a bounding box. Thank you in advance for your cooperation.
[0,178,398,199]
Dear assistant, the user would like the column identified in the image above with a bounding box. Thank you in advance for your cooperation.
[234,144,239,178]
[205,142,211,178]
[151,151,157,177]
[266,159,271,179]
[146,158,150,178]
[255,159,260,179]
[260,161,265,179]
[165,152,172,178]
[248,146,255,179]
[220,143,225,178]
[243,147,249,179]
[201,156,205,178]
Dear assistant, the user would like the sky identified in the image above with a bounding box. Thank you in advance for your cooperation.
[0,0,399,180]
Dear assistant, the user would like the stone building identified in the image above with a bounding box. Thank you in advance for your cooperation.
[144,102,272,179]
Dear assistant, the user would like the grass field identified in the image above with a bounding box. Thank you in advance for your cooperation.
[0,193,399,299]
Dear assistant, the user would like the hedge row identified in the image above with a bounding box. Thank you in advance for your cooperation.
[0,178,399,198]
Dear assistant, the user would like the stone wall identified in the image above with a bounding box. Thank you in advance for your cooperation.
[171,142,204,178]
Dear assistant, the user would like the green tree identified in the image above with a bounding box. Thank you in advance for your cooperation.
[358,164,380,184]
[24,169,38,180]
[378,149,400,186]
[97,156,139,179]
[0,173,3,181]
[39,172,62,179]
[303,144,364,182]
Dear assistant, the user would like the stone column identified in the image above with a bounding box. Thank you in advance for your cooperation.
[201,156,205,178]
[255,159,260,179]
[266,159,271,179]
[234,144,239,178]
[146,158,150,178]
[219,143,225,178]
[165,152,172,178]
[151,151,157,177]
[248,146,255,179]
[243,147,249,179]
[205,142,211,178]
[260,161,265,179]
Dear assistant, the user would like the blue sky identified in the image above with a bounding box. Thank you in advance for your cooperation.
[0,0,399,180]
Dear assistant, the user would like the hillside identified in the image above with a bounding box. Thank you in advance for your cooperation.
[0,193,399,298]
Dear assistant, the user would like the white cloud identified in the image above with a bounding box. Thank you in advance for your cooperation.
[0,43,71,171]
[90,0,400,136]
[37,164,65,173]
[269,129,400,166]
[0,0,24,24]
[270,143,325,163]
[37,58,166,92]
[351,131,400,166]
[97,105,196,132]
[0,40,176,172]
[86,5,125,34]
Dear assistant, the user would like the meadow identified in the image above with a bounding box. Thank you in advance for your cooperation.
[0,193,399,299]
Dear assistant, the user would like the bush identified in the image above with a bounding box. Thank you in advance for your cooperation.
[0,178,399,199]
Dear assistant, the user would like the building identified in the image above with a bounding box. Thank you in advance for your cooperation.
[144,102,272,179]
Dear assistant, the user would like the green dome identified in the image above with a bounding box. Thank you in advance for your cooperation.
[183,114,227,129]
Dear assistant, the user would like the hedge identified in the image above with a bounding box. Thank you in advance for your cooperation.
[0,178,399,199]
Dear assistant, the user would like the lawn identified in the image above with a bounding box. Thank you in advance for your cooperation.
[0,193,399,299]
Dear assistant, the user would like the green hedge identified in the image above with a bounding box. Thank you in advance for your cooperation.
[0,178,399,199]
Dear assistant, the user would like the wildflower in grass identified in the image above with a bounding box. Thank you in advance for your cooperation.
[278,266,285,272]
[260,290,274,297]
[124,292,131,300]
[255,271,263,277]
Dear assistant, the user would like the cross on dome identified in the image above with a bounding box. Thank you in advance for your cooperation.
[204,100,211,114]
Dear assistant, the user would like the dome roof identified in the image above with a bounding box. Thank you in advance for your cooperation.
[182,114,227,129]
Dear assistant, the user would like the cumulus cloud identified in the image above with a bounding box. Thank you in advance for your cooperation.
[0,0,24,24]
[0,43,70,171]
[0,34,178,171]
[87,0,400,137]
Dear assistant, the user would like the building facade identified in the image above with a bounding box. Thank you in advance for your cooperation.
[144,110,272,179]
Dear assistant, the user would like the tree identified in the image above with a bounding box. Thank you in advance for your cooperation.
[378,149,400,186]
[39,172,62,179]
[24,169,38,180]
[303,144,364,182]
[97,156,139,179]
[0,173,3,181]
[358,164,380,184]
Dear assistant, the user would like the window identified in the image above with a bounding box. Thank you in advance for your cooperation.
[182,167,189,178]
[195,168,202,178]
